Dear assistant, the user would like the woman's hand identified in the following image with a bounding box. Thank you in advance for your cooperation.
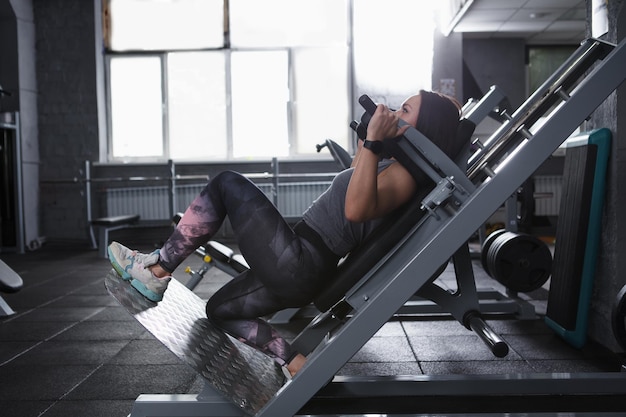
[366,104,410,142]
[345,104,416,222]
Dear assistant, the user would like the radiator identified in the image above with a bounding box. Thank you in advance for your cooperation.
[105,186,170,221]
[103,181,330,221]
[104,176,561,221]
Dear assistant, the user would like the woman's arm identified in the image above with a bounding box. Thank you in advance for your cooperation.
[350,139,363,168]
[345,104,415,222]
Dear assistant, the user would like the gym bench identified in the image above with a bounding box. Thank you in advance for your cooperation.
[83,160,142,258]
[105,37,626,416]
[89,214,140,258]
[0,259,23,316]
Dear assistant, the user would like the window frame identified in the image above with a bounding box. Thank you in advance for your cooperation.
[105,46,352,162]
[105,52,170,162]
[103,0,435,163]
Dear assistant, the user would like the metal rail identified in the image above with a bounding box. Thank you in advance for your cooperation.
[254,36,626,417]
[467,38,615,182]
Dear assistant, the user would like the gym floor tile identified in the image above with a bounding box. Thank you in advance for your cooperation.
[0,340,38,364]
[340,361,424,376]
[107,339,182,365]
[408,334,523,361]
[488,317,556,335]
[0,364,97,400]
[504,333,591,360]
[372,321,405,337]
[402,319,479,336]
[7,306,106,322]
[0,400,55,417]
[51,319,146,341]
[349,336,416,363]
[0,243,623,417]
[43,293,119,308]
[64,364,198,400]
[36,399,134,417]
[0,320,74,342]
[84,305,137,321]
[6,339,129,366]
[420,359,535,375]
[527,358,617,373]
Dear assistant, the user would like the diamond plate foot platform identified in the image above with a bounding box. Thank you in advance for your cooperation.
[104,269,285,416]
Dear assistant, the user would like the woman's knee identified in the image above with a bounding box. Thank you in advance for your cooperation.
[205,296,224,319]
[210,170,248,191]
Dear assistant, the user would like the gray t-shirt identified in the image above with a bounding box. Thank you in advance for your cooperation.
[302,159,396,256]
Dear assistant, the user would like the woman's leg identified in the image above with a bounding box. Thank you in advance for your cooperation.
[158,171,241,273]
[194,173,337,371]
[205,270,299,368]
[162,170,332,299]
[109,170,323,305]
[160,170,333,371]
[158,170,289,272]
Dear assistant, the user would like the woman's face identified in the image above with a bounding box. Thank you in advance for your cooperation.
[395,94,422,128]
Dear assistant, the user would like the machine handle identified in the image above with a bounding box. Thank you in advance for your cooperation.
[358,94,378,115]
[350,95,378,140]
[466,313,509,358]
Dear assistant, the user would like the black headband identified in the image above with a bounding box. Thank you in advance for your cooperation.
[415,90,461,159]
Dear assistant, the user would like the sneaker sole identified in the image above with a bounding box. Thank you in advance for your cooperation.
[107,246,132,281]
[130,278,163,302]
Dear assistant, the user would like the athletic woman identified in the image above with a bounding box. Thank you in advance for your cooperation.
[108,90,463,378]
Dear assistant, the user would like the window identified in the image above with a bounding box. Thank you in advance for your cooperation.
[353,0,436,106]
[167,52,227,159]
[231,50,290,158]
[109,57,163,158]
[229,0,348,47]
[105,0,435,162]
[107,0,224,51]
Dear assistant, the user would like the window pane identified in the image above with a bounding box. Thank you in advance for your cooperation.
[230,0,348,47]
[108,0,224,51]
[231,51,289,158]
[110,57,163,158]
[353,0,435,97]
[293,47,350,154]
[168,52,227,160]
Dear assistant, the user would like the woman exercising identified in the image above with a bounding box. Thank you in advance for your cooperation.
[108,90,463,378]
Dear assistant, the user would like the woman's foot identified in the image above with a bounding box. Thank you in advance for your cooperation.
[285,353,307,378]
[108,242,171,302]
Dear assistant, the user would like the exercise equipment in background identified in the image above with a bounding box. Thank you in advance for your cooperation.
[481,229,552,293]
[544,128,611,349]
[0,259,23,316]
[106,37,626,416]
[315,139,352,171]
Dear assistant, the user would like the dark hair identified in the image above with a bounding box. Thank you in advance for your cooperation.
[414,90,463,160]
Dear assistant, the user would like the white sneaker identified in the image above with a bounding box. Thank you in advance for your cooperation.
[108,242,171,302]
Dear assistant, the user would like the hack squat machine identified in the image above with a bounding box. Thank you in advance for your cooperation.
[105,37,626,416]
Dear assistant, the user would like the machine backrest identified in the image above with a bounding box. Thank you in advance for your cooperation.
[313,118,476,312]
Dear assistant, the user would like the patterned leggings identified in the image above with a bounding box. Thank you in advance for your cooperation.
[158,171,338,366]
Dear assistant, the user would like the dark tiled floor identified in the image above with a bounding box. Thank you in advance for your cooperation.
[1,238,624,417]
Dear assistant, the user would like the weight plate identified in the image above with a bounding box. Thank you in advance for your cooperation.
[481,229,507,276]
[486,231,517,281]
[487,232,552,293]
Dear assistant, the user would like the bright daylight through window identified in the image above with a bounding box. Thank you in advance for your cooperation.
[106,0,435,162]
